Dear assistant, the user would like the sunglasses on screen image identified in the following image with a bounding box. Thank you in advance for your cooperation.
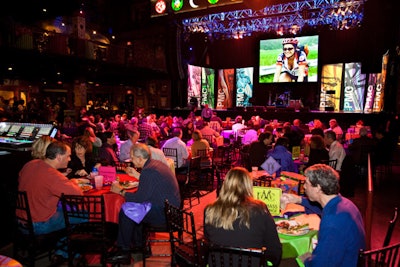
[283,47,294,51]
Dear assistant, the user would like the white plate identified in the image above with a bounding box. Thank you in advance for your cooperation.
[79,184,93,192]
[276,220,310,236]
[120,181,139,189]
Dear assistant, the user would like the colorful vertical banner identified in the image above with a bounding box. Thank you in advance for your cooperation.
[201,67,215,108]
[187,64,201,108]
[372,51,389,112]
[216,69,234,110]
[343,62,366,112]
[364,73,378,113]
[319,63,343,111]
[236,67,253,107]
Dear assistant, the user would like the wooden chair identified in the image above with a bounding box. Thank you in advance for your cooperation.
[165,200,201,267]
[13,191,66,267]
[201,240,271,267]
[253,175,273,187]
[142,224,171,267]
[163,147,179,168]
[60,194,119,267]
[215,163,233,197]
[176,156,202,208]
[383,207,398,247]
[358,242,400,267]
[321,159,338,169]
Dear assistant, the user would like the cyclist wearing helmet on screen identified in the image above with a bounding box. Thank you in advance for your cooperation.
[273,38,308,82]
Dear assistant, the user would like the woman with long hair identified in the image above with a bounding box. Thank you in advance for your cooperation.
[204,167,282,266]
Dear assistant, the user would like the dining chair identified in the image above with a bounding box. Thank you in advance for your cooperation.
[165,200,202,267]
[201,240,270,267]
[383,207,398,247]
[358,242,400,267]
[179,156,202,208]
[215,163,233,197]
[163,147,179,168]
[321,159,337,169]
[60,194,119,267]
[253,175,273,187]
[13,191,66,267]
[142,223,171,267]
[202,135,215,147]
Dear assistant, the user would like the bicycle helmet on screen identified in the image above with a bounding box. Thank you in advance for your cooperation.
[282,38,298,46]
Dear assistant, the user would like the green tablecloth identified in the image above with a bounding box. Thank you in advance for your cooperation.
[279,230,318,259]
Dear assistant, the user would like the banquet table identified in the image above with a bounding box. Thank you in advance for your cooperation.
[83,173,138,223]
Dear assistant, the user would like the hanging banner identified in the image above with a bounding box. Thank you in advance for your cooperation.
[364,73,378,113]
[236,67,253,107]
[216,69,234,110]
[187,64,202,108]
[319,63,343,111]
[343,62,366,112]
[201,67,215,108]
[372,51,389,112]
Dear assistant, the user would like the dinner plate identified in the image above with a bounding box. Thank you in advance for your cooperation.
[276,220,310,236]
[120,181,139,189]
[79,184,93,192]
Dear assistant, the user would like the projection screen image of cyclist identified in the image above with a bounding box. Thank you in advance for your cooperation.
[259,35,319,83]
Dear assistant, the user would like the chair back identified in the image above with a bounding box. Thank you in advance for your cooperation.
[60,194,117,267]
[215,163,233,197]
[201,240,270,267]
[165,200,201,266]
[253,175,273,187]
[383,207,398,247]
[13,191,65,267]
[321,159,338,169]
[358,242,400,267]
[202,135,214,146]
[163,147,178,168]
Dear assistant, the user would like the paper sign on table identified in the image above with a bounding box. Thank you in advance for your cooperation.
[99,166,116,184]
[253,186,282,216]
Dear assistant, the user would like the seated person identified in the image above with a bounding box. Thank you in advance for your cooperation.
[248,131,273,170]
[161,128,189,170]
[306,135,329,168]
[98,131,119,166]
[191,130,212,168]
[119,125,140,162]
[204,167,282,266]
[67,135,99,178]
[281,164,365,266]
[108,144,181,264]
[267,137,298,173]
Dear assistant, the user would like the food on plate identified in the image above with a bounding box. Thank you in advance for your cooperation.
[79,184,93,192]
[276,219,309,235]
[119,181,139,189]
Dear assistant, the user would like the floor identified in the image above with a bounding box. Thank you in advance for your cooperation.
[1,148,399,267]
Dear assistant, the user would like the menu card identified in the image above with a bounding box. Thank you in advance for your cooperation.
[253,186,282,216]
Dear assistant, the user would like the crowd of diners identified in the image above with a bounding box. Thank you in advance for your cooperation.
[13,105,400,266]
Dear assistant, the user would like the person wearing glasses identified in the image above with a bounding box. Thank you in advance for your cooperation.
[273,38,308,82]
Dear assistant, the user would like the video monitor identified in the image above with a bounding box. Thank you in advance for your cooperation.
[259,35,319,83]
[6,124,22,137]
[0,122,11,135]
[36,125,53,138]
[19,125,35,139]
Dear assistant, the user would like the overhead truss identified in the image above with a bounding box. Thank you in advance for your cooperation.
[181,0,365,39]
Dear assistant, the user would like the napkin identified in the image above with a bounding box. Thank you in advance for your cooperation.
[122,202,152,224]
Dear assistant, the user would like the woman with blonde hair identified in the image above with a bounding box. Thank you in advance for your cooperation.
[31,135,55,159]
[204,167,282,266]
